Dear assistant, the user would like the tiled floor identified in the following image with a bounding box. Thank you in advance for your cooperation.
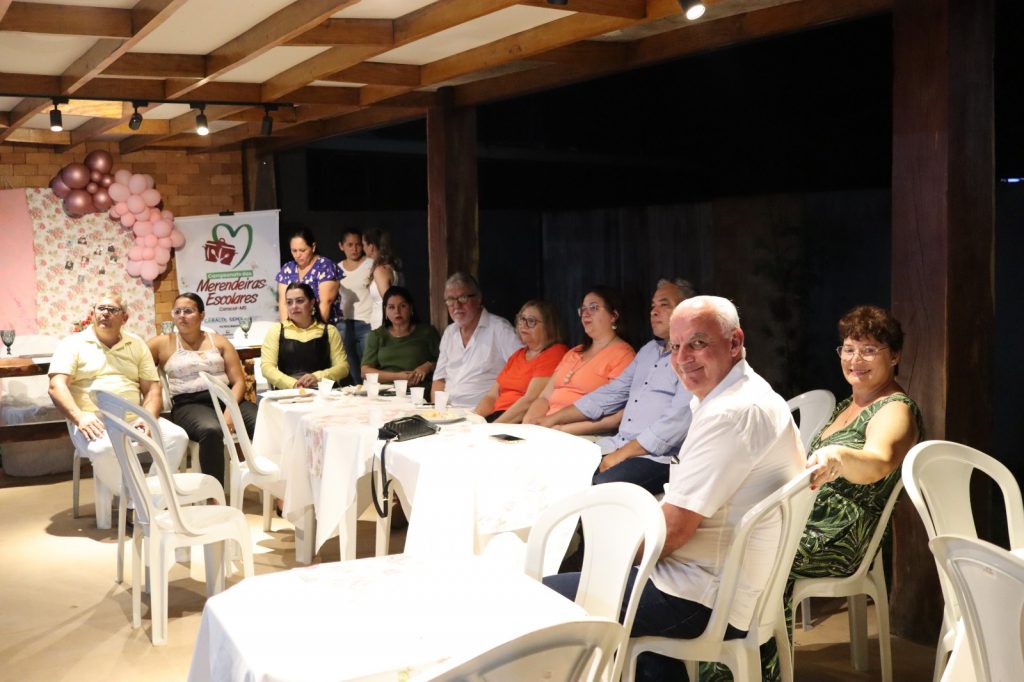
[0,470,938,681]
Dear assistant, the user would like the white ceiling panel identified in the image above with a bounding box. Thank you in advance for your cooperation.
[23,113,91,131]
[0,32,99,75]
[0,96,25,110]
[333,0,435,20]
[131,0,295,54]
[207,119,244,133]
[22,0,137,7]
[216,46,330,83]
[372,5,570,66]
[141,103,194,120]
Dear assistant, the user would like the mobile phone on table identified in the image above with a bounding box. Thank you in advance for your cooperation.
[490,433,525,443]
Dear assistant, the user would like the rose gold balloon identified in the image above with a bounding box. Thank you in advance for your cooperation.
[63,189,94,217]
[86,182,99,194]
[90,169,103,184]
[84,150,113,174]
[92,187,113,212]
[50,175,71,199]
[100,173,114,188]
[61,163,90,190]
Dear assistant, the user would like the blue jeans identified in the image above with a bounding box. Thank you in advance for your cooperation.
[544,568,747,682]
[339,319,370,384]
[592,456,670,497]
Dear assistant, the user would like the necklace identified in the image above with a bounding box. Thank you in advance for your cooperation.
[563,339,616,384]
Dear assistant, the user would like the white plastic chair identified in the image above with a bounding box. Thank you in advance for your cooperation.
[930,535,1024,682]
[93,390,226,584]
[622,468,819,682]
[902,440,1024,682]
[523,482,666,682]
[98,406,253,645]
[201,371,284,531]
[410,618,624,682]
[158,369,201,473]
[791,479,903,682]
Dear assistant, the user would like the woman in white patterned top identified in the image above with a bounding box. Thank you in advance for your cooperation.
[147,293,257,485]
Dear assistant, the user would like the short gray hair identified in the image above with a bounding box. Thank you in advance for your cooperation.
[674,295,740,335]
[657,278,697,301]
[445,272,481,296]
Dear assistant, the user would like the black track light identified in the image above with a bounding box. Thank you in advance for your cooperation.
[128,101,146,131]
[261,106,274,136]
[193,103,209,136]
[678,1,706,20]
[49,99,63,132]
[547,0,569,5]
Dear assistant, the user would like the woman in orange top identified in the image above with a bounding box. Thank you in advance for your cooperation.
[524,286,635,434]
[473,300,567,423]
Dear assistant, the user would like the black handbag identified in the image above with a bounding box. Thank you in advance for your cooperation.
[371,416,439,517]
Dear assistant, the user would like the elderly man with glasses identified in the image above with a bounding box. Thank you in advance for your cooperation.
[48,293,189,529]
[431,272,522,408]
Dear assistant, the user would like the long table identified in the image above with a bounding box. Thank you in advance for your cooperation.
[188,554,588,682]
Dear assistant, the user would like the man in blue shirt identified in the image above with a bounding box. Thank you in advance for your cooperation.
[537,278,696,495]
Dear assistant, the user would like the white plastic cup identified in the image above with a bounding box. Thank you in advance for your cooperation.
[393,379,408,398]
[434,390,449,413]
[365,373,379,385]
[410,386,425,406]
[366,383,380,399]
[318,378,333,397]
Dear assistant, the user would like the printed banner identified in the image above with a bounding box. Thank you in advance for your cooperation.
[173,210,280,335]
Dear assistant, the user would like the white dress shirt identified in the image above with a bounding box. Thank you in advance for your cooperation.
[434,309,522,408]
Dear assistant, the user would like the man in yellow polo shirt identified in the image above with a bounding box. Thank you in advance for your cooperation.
[49,293,189,529]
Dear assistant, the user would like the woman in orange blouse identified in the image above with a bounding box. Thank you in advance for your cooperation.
[473,300,568,423]
[524,287,635,434]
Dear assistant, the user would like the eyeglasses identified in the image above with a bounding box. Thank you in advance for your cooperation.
[94,305,123,315]
[516,315,541,328]
[172,308,199,316]
[444,293,477,306]
[577,303,604,317]
[836,345,888,361]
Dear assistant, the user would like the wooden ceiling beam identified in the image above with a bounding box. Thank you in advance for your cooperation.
[0,0,12,24]
[73,78,168,101]
[0,72,61,94]
[518,0,647,19]
[0,97,49,143]
[105,53,206,79]
[0,111,9,127]
[532,40,629,67]
[286,18,394,46]
[164,0,362,100]
[61,101,134,150]
[283,85,361,105]
[330,62,421,87]
[3,128,71,145]
[393,0,520,44]
[268,105,426,151]
[119,103,249,154]
[0,2,131,37]
[106,118,171,135]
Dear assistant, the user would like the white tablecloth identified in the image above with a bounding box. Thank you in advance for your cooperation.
[188,554,586,682]
[386,423,601,572]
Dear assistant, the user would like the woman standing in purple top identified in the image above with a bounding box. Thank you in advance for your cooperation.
[275,228,342,326]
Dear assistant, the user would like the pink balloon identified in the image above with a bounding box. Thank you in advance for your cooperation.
[126,194,145,214]
[126,260,142,277]
[114,169,132,185]
[86,182,99,194]
[108,207,120,220]
[114,201,129,216]
[120,213,136,227]
[148,208,162,222]
[133,221,153,237]
[135,236,146,246]
[49,175,71,199]
[127,246,143,260]
[157,237,172,248]
[141,260,160,281]
[141,247,155,260]
[144,234,158,247]
[152,220,172,238]
[143,174,155,190]
[161,210,174,221]
[128,174,147,194]
[141,188,161,207]
[154,248,171,265]
[169,229,186,248]
[108,183,130,202]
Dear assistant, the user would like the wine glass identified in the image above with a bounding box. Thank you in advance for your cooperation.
[1,329,15,356]
[239,317,253,339]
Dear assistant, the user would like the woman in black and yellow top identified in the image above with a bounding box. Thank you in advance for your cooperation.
[261,282,349,389]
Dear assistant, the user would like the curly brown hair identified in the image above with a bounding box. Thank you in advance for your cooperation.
[837,305,904,352]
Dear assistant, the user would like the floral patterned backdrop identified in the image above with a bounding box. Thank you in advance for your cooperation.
[27,188,154,338]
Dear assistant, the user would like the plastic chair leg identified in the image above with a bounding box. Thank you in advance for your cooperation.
[149,538,170,645]
[94,477,113,529]
[131,527,143,629]
[776,610,795,682]
[848,594,869,671]
[72,454,81,518]
[116,491,127,583]
[801,597,813,630]
[203,542,226,597]
[261,490,273,532]
[874,580,893,682]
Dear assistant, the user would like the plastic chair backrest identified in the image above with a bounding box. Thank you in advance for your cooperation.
[413,618,624,682]
[200,371,274,477]
[91,388,168,452]
[524,483,665,682]
[787,390,836,452]
[98,408,201,537]
[903,440,1024,626]
[851,478,904,581]
[705,467,818,639]
[930,535,1024,682]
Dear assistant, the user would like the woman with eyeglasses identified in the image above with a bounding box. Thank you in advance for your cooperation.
[523,287,634,430]
[360,286,440,388]
[147,293,257,485]
[261,282,349,391]
[707,304,924,682]
[473,300,568,423]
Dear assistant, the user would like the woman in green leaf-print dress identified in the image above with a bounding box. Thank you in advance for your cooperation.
[702,305,923,682]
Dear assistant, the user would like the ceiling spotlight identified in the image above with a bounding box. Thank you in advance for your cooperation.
[49,99,63,132]
[193,104,209,136]
[128,101,146,131]
[679,1,706,20]
[261,105,276,137]
[547,0,568,5]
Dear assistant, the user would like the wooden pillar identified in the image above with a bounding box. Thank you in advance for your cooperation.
[890,0,994,643]
[426,87,479,330]
[242,139,278,212]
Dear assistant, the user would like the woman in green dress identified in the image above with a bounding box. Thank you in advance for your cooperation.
[704,305,924,682]
[360,286,440,390]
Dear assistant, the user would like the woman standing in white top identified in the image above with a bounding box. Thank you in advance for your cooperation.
[337,229,374,384]
[362,228,400,330]
[148,293,257,485]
